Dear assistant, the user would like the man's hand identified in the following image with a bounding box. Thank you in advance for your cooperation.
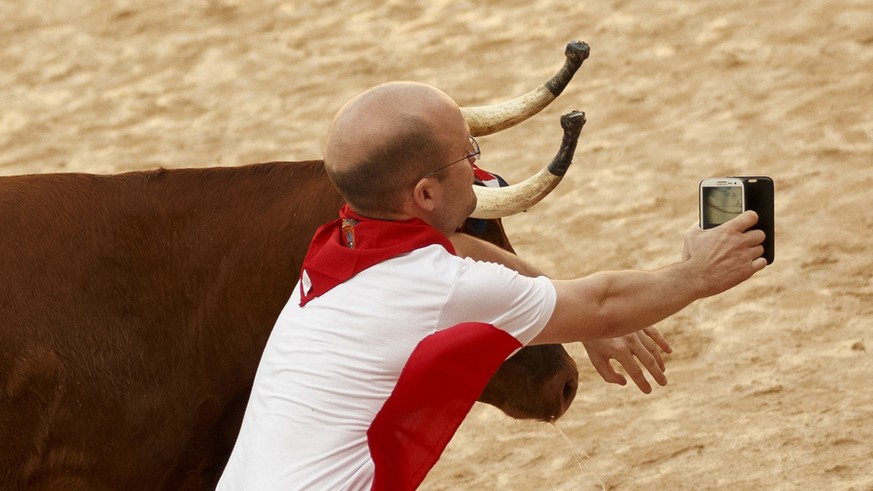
[682,210,767,297]
[582,327,672,394]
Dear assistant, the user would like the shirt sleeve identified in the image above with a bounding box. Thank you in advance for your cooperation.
[437,257,557,346]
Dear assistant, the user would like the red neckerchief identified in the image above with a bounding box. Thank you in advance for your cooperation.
[298,205,456,307]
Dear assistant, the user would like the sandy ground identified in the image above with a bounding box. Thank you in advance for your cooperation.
[2,0,872,489]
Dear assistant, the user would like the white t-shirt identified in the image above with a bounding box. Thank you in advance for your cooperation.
[217,244,556,490]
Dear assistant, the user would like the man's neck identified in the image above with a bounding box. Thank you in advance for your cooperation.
[347,202,429,225]
[348,206,410,222]
[346,203,453,237]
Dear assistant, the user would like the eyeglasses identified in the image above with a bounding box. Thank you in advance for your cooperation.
[421,136,480,179]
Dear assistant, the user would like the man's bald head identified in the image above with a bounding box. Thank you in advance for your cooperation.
[323,82,468,214]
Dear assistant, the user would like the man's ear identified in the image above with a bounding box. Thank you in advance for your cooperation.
[411,177,440,212]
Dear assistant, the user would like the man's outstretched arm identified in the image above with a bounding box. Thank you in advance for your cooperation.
[448,231,673,394]
[534,211,766,345]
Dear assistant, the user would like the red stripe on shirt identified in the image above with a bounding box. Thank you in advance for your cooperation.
[367,322,522,491]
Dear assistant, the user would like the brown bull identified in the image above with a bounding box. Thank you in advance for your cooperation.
[0,42,589,490]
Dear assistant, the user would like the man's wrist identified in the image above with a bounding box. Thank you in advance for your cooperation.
[662,260,709,303]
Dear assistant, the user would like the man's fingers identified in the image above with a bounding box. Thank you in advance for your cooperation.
[651,346,666,372]
[592,359,627,386]
[639,354,668,387]
[725,210,759,232]
[745,229,766,246]
[752,256,768,271]
[616,353,653,394]
[586,332,673,393]
[632,348,668,388]
[636,332,665,371]
[617,337,668,392]
[643,327,673,354]
[750,244,765,260]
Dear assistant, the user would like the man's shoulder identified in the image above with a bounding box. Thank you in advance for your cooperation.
[385,243,465,267]
[390,245,524,279]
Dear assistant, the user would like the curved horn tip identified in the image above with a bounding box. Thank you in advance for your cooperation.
[565,41,591,63]
[561,110,586,132]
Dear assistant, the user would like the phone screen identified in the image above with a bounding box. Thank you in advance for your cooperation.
[701,185,743,229]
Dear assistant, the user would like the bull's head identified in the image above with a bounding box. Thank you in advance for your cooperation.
[455,41,589,421]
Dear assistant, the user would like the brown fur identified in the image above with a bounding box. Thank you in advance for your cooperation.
[0,161,576,490]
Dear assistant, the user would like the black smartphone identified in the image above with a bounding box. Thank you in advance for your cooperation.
[736,176,775,264]
[699,176,775,264]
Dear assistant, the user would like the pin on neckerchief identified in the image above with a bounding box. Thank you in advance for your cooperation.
[342,217,359,249]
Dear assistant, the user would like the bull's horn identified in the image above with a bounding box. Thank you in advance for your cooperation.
[470,111,586,219]
[461,41,589,137]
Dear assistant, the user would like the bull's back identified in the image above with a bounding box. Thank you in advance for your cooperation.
[0,161,343,489]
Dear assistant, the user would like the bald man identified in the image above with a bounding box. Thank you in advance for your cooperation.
[217,82,766,490]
